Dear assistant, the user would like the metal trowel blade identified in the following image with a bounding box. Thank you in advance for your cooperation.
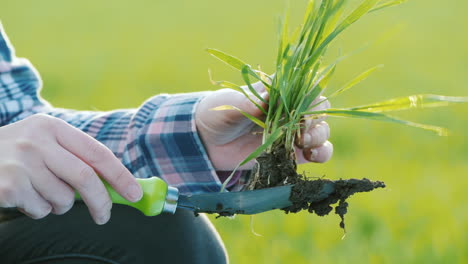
[177,182,335,215]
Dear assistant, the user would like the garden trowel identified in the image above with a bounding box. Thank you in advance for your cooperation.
[76,177,335,216]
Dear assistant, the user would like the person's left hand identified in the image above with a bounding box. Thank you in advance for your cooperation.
[195,82,333,170]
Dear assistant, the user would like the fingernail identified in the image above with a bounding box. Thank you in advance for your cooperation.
[127,184,143,202]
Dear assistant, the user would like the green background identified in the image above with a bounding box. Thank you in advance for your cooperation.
[2,0,467,263]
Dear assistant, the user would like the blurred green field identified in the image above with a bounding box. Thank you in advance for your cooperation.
[2,0,467,263]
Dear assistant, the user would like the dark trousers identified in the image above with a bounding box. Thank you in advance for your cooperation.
[0,203,228,264]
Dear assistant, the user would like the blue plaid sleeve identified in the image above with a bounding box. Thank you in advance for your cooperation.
[0,23,51,124]
[0,23,248,194]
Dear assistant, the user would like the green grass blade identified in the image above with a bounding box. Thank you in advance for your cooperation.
[242,65,268,105]
[211,80,242,89]
[304,109,448,136]
[208,69,242,89]
[317,63,336,90]
[335,0,380,34]
[298,62,337,114]
[211,105,266,129]
[370,0,407,13]
[219,126,282,191]
[302,0,316,26]
[210,68,270,116]
[349,94,468,112]
[309,0,334,53]
[206,48,247,71]
[302,0,379,69]
[252,69,273,91]
[321,0,347,42]
[208,70,267,115]
[220,164,240,192]
[328,64,383,98]
[239,128,284,166]
[299,67,336,113]
[278,3,290,66]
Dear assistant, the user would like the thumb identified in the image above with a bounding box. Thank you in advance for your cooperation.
[196,84,268,145]
[203,83,269,122]
[234,81,269,119]
[228,90,269,122]
[239,90,269,119]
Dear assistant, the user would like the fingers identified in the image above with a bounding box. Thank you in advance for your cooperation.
[0,168,52,219]
[196,87,268,145]
[246,80,268,94]
[0,114,139,224]
[18,184,53,219]
[305,96,331,127]
[297,121,330,148]
[303,141,334,163]
[53,119,142,203]
[296,141,334,164]
[310,96,331,111]
[295,95,333,164]
[43,146,113,225]
[29,168,75,215]
[202,80,268,122]
[215,88,268,119]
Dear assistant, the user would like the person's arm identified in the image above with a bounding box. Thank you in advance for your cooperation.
[1,22,332,196]
[0,23,235,195]
[43,93,232,194]
[0,23,146,224]
[0,24,50,125]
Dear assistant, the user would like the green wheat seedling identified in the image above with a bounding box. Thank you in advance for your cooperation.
[207,0,468,191]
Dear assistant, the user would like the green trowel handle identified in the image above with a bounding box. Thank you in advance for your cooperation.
[75,177,176,216]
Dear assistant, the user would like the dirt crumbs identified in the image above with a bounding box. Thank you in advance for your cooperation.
[284,178,385,231]
[246,145,386,230]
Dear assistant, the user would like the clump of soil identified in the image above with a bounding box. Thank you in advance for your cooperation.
[246,144,385,230]
[285,178,385,230]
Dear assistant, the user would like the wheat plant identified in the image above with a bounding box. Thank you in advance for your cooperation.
[207,0,468,191]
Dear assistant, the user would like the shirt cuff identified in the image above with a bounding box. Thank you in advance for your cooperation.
[134,92,226,194]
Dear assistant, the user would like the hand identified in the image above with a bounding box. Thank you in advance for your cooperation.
[196,82,333,170]
[0,114,142,224]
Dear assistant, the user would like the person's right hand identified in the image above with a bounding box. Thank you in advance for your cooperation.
[0,114,142,224]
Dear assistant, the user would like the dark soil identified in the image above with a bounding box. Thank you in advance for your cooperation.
[284,178,385,230]
[245,144,385,230]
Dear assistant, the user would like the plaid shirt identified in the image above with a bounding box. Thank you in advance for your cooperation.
[0,23,247,195]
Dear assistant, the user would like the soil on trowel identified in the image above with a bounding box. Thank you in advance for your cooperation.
[246,144,385,230]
